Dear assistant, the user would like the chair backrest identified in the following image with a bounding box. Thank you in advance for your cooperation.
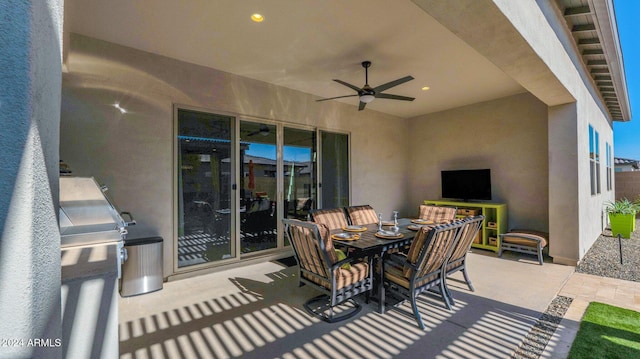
[448,215,484,268]
[283,219,337,281]
[309,208,349,230]
[419,204,457,223]
[297,197,313,211]
[345,205,379,225]
[404,221,464,279]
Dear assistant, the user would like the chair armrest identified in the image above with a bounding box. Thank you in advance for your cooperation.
[386,252,409,267]
[383,252,418,275]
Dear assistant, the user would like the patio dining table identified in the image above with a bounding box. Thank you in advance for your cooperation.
[332,218,418,313]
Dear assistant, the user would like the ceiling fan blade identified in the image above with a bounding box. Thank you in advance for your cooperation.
[375,93,415,101]
[316,94,358,102]
[333,79,362,93]
[358,101,367,111]
[247,125,269,136]
[372,76,414,93]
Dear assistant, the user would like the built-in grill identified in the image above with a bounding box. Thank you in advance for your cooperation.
[60,176,131,247]
[59,176,134,357]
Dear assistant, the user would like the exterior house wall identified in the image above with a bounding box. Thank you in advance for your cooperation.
[0,1,63,358]
[407,93,549,231]
[548,103,581,262]
[61,34,411,277]
[495,0,616,263]
[414,0,615,264]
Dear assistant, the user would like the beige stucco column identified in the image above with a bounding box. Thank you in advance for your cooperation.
[0,1,63,358]
[548,103,580,265]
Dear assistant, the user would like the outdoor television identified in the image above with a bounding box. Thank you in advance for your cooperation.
[441,169,492,201]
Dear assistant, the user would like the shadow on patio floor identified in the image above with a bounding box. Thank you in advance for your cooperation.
[119,252,575,358]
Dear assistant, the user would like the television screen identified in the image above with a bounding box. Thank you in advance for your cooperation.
[441,169,492,201]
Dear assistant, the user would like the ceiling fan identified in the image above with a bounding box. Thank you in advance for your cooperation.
[247,124,270,137]
[317,61,415,111]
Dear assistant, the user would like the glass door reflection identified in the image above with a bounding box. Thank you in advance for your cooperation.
[177,109,234,267]
[321,131,349,208]
[283,127,317,225]
[239,122,277,254]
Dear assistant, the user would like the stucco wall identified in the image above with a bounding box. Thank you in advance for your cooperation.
[61,34,410,277]
[495,0,616,263]
[413,0,616,264]
[0,1,63,358]
[548,103,580,263]
[407,93,549,231]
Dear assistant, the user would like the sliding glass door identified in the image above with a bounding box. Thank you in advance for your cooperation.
[320,131,349,208]
[239,121,278,254]
[176,108,348,270]
[283,127,317,221]
[176,109,235,268]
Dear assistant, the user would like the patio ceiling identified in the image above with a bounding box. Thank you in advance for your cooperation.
[63,0,527,119]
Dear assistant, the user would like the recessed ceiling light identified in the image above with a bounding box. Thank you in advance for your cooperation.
[422,86,430,91]
[113,103,127,114]
[251,13,264,22]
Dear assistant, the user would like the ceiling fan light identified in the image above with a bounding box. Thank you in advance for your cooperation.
[359,94,375,103]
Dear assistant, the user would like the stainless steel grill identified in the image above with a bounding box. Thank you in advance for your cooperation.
[59,176,130,248]
[60,176,133,357]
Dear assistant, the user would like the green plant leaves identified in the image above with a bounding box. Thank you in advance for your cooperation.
[605,198,640,215]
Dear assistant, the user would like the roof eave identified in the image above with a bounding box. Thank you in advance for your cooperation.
[590,0,632,121]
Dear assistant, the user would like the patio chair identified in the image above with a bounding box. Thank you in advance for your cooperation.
[345,204,379,225]
[418,204,457,223]
[286,197,314,220]
[443,215,484,306]
[283,219,373,322]
[499,229,548,265]
[242,198,276,238]
[382,221,464,329]
[309,208,349,230]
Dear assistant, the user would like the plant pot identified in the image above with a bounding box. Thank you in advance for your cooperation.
[609,212,635,239]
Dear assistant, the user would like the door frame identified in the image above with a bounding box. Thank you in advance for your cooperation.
[172,104,351,274]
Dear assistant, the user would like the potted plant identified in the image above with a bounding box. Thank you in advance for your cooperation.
[605,198,638,239]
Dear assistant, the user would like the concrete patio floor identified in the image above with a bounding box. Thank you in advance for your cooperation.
[119,250,576,359]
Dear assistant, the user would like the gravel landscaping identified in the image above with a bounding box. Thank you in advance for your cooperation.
[512,296,573,359]
[576,218,640,282]
[513,219,640,358]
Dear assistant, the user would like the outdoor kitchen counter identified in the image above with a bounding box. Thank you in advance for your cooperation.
[61,242,119,281]
[61,242,120,358]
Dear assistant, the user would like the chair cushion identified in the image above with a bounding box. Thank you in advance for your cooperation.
[312,209,349,230]
[403,226,433,276]
[384,260,438,289]
[502,229,548,248]
[448,217,482,264]
[316,222,337,263]
[289,220,337,272]
[303,261,369,290]
[346,205,378,225]
[419,205,457,223]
